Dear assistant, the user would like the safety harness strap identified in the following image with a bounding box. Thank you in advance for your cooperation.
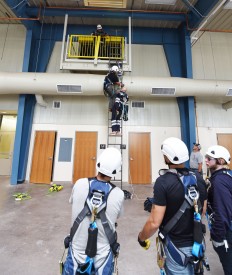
[70,205,91,242]
[165,236,194,266]
[69,178,117,246]
[161,195,192,235]
[99,210,117,246]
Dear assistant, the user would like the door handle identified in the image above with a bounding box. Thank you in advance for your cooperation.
[91,157,96,160]
[130,157,133,161]
[48,157,53,160]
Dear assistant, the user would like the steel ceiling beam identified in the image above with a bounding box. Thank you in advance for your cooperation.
[25,7,187,22]
[187,0,221,28]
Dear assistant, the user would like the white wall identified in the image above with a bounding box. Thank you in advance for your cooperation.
[0,24,25,72]
[192,32,232,80]
[0,95,18,110]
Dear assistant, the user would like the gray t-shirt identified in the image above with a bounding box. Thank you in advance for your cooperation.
[69,178,124,269]
[190,151,203,169]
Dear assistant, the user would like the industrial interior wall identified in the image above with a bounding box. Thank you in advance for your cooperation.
[192,98,232,175]
[0,25,25,113]
[192,32,232,175]
[0,24,25,73]
[192,32,232,80]
[1,24,232,182]
[26,96,181,182]
[0,95,19,111]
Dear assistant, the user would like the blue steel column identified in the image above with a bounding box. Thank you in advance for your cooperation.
[164,24,196,158]
[11,26,55,184]
[11,30,36,185]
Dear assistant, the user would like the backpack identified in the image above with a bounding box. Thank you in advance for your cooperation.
[103,76,114,98]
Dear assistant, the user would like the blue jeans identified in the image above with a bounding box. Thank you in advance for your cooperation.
[164,246,194,275]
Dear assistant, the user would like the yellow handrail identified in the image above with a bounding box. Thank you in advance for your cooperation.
[67,35,125,60]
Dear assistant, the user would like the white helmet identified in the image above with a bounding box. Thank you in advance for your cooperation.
[161,137,189,164]
[111,65,119,72]
[96,148,122,177]
[205,145,230,164]
[97,24,102,30]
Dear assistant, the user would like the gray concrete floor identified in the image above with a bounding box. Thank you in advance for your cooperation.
[0,177,224,275]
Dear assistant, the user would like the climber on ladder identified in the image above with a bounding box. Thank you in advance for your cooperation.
[103,65,121,111]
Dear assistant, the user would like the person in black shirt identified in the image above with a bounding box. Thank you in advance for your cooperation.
[138,137,207,275]
[205,145,232,275]
[92,24,108,36]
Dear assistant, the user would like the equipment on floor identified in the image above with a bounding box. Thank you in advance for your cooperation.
[60,177,120,275]
[13,192,31,201]
[48,184,63,193]
[123,190,132,199]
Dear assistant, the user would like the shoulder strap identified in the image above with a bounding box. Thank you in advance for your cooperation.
[160,171,197,237]
[222,170,232,178]
[69,178,116,244]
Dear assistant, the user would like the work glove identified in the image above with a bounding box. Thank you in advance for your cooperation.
[138,235,150,250]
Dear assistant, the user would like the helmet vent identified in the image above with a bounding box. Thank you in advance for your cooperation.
[151,87,176,96]
[57,84,82,94]
[173,156,179,161]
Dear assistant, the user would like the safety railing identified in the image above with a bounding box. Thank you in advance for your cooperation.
[67,35,125,60]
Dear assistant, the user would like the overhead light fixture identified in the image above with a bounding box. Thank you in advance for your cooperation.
[145,0,177,5]
[224,0,232,9]
[84,0,127,9]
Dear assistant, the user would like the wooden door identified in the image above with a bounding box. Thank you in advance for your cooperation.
[30,131,56,184]
[129,132,151,184]
[73,132,97,183]
[217,134,232,169]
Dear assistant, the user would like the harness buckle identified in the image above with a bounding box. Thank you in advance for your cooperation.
[90,190,104,208]
[188,186,199,201]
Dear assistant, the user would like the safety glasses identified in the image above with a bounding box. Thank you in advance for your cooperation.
[205,155,215,161]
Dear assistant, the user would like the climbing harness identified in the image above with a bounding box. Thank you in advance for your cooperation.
[61,178,120,275]
[13,192,31,201]
[157,169,208,274]
[48,184,63,193]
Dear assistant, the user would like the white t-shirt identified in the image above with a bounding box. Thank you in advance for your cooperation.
[69,178,124,269]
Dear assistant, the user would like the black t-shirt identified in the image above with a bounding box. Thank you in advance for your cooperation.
[153,168,207,248]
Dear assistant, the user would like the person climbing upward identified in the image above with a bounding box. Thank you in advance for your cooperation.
[103,66,121,111]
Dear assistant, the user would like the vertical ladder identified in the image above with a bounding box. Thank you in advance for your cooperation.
[107,111,123,189]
